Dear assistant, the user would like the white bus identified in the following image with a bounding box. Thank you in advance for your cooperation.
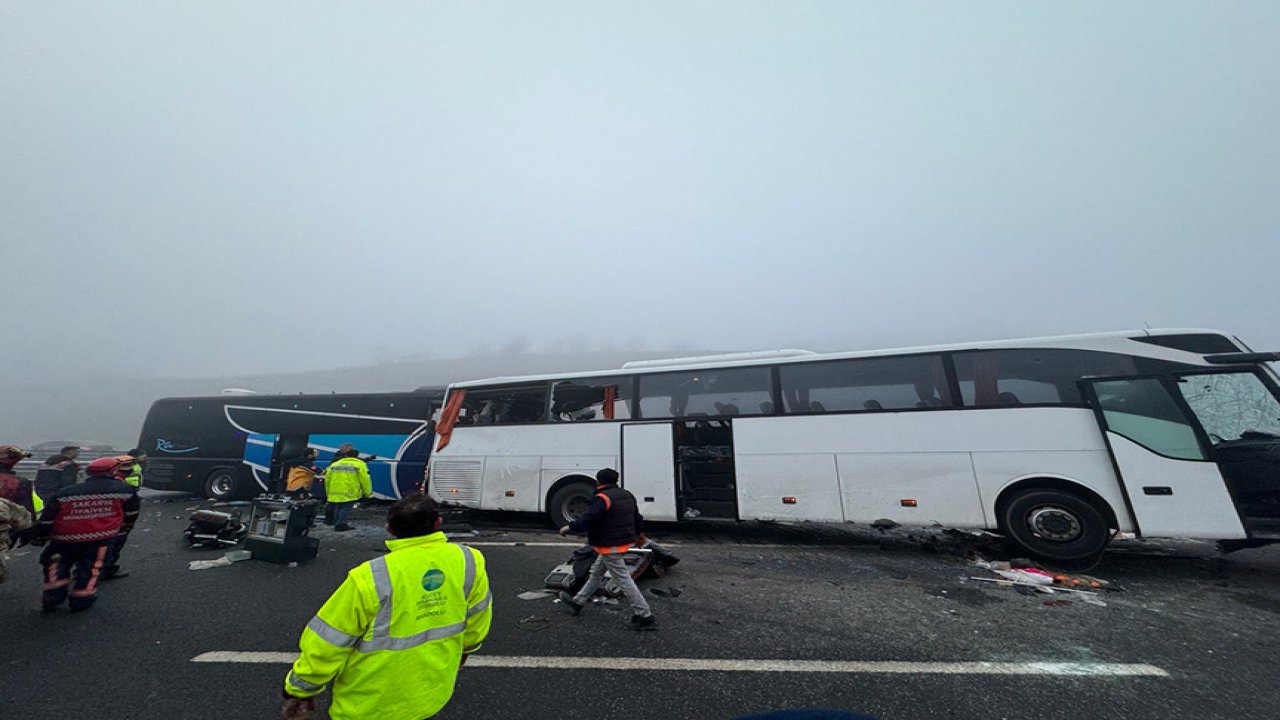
[425,330,1280,562]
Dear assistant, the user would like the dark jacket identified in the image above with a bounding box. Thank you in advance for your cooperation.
[0,468,37,516]
[34,454,79,497]
[36,476,140,544]
[568,484,644,549]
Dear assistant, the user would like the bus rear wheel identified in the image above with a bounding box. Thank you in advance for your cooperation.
[1002,489,1109,566]
[204,469,241,501]
[547,481,595,529]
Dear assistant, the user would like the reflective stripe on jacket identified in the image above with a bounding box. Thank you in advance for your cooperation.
[284,532,492,720]
[324,458,371,502]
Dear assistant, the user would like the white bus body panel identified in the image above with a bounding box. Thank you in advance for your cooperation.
[620,423,679,521]
[735,453,843,522]
[733,408,1128,530]
[836,452,982,527]
[1106,433,1246,539]
[429,424,621,512]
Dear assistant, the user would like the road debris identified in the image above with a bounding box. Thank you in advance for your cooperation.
[516,615,552,631]
[517,590,554,600]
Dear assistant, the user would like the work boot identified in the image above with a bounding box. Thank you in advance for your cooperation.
[557,591,583,615]
[102,568,130,581]
[334,524,353,532]
[628,613,657,631]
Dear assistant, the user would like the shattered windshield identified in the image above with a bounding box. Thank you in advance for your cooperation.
[1177,371,1280,443]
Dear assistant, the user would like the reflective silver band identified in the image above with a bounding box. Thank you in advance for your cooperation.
[461,545,476,600]
[466,592,492,618]
[287,671,325,693]
[358,620,466,652]
[369,557,393,640]
[327,466,357,473]
[306,616,361,648]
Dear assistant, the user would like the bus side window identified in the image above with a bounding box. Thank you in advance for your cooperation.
[779,355,951,413]
[638,368,771,419]
[551,378,632,421]
[953,349,1140,408]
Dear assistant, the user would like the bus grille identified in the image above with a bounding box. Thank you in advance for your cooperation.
[431,460,483,505]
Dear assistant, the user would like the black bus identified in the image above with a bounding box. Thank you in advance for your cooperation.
[137,389,445,500]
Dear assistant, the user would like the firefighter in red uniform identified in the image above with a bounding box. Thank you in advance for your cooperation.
[31,456,141,611]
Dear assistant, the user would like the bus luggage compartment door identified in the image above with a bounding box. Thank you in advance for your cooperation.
[621,423,679,522]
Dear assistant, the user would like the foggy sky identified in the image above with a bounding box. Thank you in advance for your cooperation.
[3,1,1279,389]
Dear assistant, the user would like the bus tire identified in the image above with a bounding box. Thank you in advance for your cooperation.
[547,481,596,529]
[204,469,241,501]
[1001,488,1109,565]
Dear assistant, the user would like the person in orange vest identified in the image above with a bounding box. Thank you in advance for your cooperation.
[556,468,656,630]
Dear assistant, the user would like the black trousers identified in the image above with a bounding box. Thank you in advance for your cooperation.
[40,541,111,610]
[102,533,129,579]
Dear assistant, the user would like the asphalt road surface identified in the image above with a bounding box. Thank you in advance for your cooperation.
[3,493,1278,720]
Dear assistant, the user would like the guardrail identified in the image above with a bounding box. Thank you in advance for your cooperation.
[10,451,125,481]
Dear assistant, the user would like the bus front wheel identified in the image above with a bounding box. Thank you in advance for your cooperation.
[547,481,595,529]
[204,469,241,501]
[1001,489,1109,566]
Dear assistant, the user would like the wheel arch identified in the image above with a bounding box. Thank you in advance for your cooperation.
[543,473,597,513]
[993,475,1121,533]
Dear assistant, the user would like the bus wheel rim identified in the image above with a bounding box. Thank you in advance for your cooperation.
[212,475,232,495]
[565,495,591,520]
[1027,506,1082,543]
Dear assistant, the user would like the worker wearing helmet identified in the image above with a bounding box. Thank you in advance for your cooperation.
[31,456,141,611]
[0,446,37,584]
[0,445,37,515]
[122,448,146,489]
[97,454,143,581]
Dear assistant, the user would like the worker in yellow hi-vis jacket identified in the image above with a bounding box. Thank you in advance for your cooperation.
[281,494,492,720]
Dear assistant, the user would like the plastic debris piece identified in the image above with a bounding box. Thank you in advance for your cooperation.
[225,550,252,562]
[188,556,234,570]
[517,590,554,600]
[995,569,1055,585]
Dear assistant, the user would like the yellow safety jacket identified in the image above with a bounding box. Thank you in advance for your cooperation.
[324,458,371,503]
[284,532,492,720]
[124,463,142,488]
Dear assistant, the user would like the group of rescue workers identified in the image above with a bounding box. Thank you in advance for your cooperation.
[2,439,653,720]
[0,444,144,609]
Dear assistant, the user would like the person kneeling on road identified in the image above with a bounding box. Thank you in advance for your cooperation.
[281,495,492,720]
[557,467,656,630]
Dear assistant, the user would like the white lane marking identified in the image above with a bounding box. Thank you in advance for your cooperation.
[191,652,1167,677]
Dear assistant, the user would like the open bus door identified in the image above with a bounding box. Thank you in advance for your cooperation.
[620,422,679,522]
[1082,367,1280,543]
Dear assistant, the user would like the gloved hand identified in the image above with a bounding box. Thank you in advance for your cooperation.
[280,695,316,720]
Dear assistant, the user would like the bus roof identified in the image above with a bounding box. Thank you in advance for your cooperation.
[449,328,1243,389]
[152,388,446,404]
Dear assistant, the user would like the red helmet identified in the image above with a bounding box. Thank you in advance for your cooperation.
[86,456,125,477]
